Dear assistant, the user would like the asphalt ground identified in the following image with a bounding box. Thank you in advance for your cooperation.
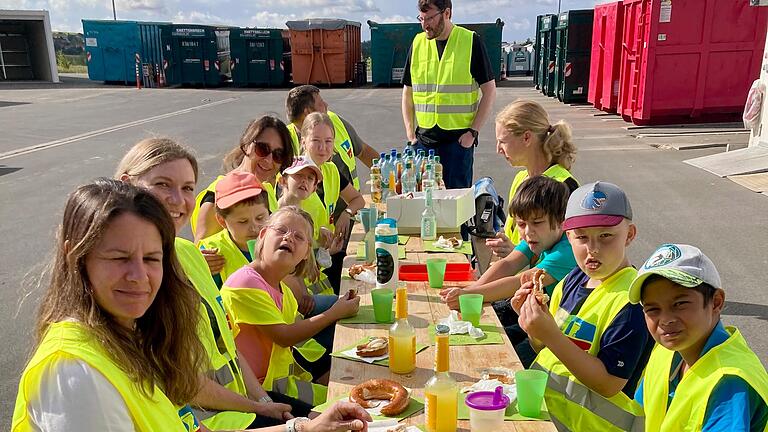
[1,76,766,425]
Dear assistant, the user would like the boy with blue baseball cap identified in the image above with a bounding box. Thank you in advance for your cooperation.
[629,244,768,431]
[512,181,652,431]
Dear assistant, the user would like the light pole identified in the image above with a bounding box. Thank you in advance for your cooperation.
[558,0,562,13]
[112,0,117,20]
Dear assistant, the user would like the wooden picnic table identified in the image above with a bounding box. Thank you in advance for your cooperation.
[327,229,556,432]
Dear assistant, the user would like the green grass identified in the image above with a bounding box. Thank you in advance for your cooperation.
[58,65,88,73]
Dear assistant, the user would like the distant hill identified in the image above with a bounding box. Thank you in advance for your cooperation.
[53,32,84,55]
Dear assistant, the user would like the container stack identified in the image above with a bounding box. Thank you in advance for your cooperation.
[286,19,361,86]
[588,1,624,113]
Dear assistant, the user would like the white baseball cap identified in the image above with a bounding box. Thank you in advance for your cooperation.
[628,243,721,304]
[282,155,323,184]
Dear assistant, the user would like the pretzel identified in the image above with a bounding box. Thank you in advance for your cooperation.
[355,337,388,357]
[349,263,375,279]
[532,269,550,305]
[387,425,408,432]
[349,379,409,416]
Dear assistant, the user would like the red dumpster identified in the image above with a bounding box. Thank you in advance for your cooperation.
[588,1,624,113]
[618,0,768,125]
[286,19,362,85]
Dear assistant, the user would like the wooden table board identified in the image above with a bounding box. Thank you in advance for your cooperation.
[331,233,556,431]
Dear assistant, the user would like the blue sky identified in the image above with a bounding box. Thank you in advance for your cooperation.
[5,0,610,42]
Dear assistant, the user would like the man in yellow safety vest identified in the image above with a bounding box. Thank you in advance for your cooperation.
[402,0,497,189]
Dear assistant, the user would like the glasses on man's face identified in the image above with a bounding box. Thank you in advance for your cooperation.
[268,225,308,243]
[417,9,444,23]
[252,141,286,165]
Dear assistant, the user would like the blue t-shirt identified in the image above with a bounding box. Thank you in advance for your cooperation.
[635,322,768,432]
[515,233,577,295]
[557,267,653,397]
[212,249,252,289]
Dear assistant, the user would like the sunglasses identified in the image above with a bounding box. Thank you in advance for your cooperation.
[252,141,286,165]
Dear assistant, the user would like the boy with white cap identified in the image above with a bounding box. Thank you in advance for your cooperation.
[511,181,652,431]
[629,244,768,431]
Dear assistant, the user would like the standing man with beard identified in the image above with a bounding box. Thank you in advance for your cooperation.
[401,0,497,189]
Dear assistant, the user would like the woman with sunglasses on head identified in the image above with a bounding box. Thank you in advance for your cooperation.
[192,115,294,246]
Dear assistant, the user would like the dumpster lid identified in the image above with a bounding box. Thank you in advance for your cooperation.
[286,18,361,31]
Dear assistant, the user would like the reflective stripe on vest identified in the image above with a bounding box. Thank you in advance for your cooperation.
[643,327,768,432]
[221,282,327,406]
[175,238,256,430]
[305,273,335,295]
[288,123,301,156]
[191,176,224,238]
[504,164,576,244]
[327,111,360,190]
[11,321,188,432]
[262,181,278,212]
[199,229,249,286]
[301,161,341,238]
[410,26,479,131]
[531,267,644,432]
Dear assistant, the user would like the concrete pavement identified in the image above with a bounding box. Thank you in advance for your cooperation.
[1,76,766,426]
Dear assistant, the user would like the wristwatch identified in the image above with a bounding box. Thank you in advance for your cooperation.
[257,395,273,403]
[286,417,310,432]
[468,128,479,140]
[344,208,356,218]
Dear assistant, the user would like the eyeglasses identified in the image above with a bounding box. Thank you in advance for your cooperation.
[252,141,286,165]
[268,225,308,243]
[417,9,444,23]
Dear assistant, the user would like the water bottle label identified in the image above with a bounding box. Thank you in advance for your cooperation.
[376,248,395,283]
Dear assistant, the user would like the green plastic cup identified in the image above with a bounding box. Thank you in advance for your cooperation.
[371,288,394,323]
[515,369,548,418]
[426,258,448,288]
[458,293,483,327]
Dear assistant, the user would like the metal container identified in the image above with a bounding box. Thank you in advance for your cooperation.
[536,14,559,96]
[554,9,594,103]
[229,28,285,87]
[507,45,532,76]
[162,24,223,87]
[287,19,361,85]
[82,20,167,85]
[619,0,768,125]
[588,1,625,112]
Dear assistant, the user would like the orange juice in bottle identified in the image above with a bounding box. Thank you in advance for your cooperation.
[424,324,458,432]
[388,284,416,374]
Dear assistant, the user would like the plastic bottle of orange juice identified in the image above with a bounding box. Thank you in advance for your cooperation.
[424,324,458,432]
[388,284,416,374]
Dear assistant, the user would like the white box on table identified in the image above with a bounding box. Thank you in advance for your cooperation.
[385,188,474,235]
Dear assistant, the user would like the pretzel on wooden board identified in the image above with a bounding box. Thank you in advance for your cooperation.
[349,379,409,416]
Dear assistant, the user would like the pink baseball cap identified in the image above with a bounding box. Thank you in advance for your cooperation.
[215,171,264,210]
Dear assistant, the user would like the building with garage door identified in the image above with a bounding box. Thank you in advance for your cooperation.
[0,9,58,82]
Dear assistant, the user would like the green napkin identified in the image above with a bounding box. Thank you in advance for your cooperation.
[398,235,410,245]
[356,244,406,260]
[428,324,505,345]
[338,305,394,324]
[313,395,425,420]
[331,337,429,366]
[458,393,551,421]
[423,239,473,255]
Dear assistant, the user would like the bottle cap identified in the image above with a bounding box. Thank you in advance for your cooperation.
[435,324,450,335]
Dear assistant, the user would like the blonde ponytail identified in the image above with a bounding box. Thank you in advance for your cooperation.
[496,99,577,170]
[542,120,576,170]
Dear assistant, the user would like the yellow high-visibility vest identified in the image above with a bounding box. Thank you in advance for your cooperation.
[199,229,250,287]
[410,25,479,131]
[643,327,768,432]
[531,267,645,432]
[504,164,576,244]
[12,321,189,432]
[175,238,256,430]
[191,175,224,238]
[327,111,360,190]
[221,281,327,406]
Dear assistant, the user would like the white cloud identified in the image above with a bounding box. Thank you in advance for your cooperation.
[249,11,300,28]
[116,0,166,12]
[173,10,232,25]
[367,14,411,23]
[507,17,530,31]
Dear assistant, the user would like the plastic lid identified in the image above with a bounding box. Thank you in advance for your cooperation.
[465,387,510,411]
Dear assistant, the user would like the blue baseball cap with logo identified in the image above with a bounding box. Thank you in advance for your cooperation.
[629,243,722,304]
[562,181,633,231]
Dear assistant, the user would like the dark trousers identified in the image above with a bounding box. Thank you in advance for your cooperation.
[412,137,475,189]
[493,300,537,368]
[246,391,314,427]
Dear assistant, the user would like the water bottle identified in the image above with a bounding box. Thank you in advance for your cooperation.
[415,149,426,190]
[370,158,383,203]
[375,218,399,290]
[402,160,417,195]
[428,149,435,163]
[422,163,436,193]
[421,186,437,241]
[381,154,392,195]
[434,156,445,190]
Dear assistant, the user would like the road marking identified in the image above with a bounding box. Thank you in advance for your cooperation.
[0,97,238,161]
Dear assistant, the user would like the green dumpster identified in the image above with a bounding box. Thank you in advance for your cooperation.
[162,24,222,87]
[367,19,504,86]
[533,15,544,89]
[230,28,285,87]
[537,14,558,97]
[554,9,594,103]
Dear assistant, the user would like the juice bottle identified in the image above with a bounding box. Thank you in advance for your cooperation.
[424,324,458,432]
[370,158,382,203]
[389,285,416,374]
